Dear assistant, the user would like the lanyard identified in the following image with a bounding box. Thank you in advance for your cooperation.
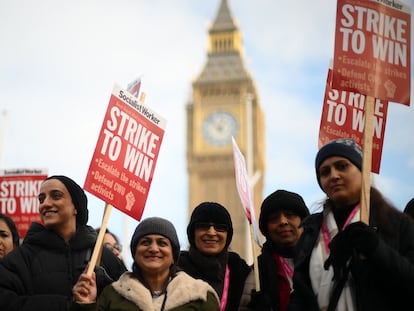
[322,204,360,254]
[219,265,230,311]
[278,256,294,279]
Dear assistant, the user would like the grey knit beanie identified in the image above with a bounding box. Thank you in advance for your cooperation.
[315,138,363,189]
[45,175,88,225]
[130,217,180,263]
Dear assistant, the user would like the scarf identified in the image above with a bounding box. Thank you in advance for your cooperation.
[188,246,228,297]
[309,205,359,311]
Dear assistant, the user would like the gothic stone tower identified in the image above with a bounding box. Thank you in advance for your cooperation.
[186,0,265,261]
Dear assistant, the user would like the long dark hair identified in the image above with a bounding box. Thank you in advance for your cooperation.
[0,214,20,247]
[323,186,401,234]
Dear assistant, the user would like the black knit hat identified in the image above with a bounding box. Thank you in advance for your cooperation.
[259,190,309,237]
[45,175,88,225]
[404,198,414,220]
[315,138,363,189]
[130,217,180,263]
[187,202,233,248]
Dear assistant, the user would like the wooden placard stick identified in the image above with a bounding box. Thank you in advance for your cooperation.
[360,96,375,224]
[87,203,113,276]
[249,224,261,291]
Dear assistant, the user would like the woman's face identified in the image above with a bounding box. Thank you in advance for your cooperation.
[134,234,174,276]
[194,223,228,255]
[266,210,304,248]
[0,219,14,260]
[318,156,362,207]
[103,233,122,259]
[38,179,77,233]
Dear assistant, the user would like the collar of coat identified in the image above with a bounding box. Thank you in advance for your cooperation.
[112,271,219,309]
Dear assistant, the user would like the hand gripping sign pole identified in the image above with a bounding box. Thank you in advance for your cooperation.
[84,83,166,276]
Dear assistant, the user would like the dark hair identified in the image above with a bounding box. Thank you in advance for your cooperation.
[404,198,414,221]
[44,175,88,225]
[95,227,121,244]
[0,214,20,247]
[323,187,401,234]
[130,217,180,279]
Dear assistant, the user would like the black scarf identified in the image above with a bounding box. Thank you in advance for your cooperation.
[187,246,228,297]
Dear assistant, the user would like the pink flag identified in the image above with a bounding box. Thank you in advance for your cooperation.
[232,137,261,246]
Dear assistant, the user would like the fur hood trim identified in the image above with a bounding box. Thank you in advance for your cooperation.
[112,271,218,310]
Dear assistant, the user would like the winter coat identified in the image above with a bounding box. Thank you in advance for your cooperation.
[0,222,126,311]
[71,271,219,311]
[288,209,414,311]
[257,240,287,311]
[178,248,251,311]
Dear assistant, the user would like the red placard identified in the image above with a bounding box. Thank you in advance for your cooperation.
[84,84,167,221]
[332,0,411,106]
[0,169,48,238]
[319,67,388,173]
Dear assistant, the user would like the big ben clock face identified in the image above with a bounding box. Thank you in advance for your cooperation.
[202,110,239,146]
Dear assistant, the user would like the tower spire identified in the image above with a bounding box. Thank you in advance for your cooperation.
[211,0,237,32]
[207,0,243,55]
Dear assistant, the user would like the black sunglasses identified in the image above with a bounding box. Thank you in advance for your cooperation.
[195,222,228,232]
[103,242,122,252]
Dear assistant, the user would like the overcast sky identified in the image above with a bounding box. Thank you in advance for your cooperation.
[1,0,413,267]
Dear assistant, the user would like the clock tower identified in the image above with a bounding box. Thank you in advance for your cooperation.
[186,0,265,261]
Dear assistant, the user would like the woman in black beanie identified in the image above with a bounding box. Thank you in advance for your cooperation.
[0,175,126,310]
[288,138,414,311]
[178,202,252,311]
[247,189,309,311]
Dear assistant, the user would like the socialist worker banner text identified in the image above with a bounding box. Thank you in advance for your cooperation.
[84,84,167,221]
[0,169,48,238]
[333,0,411,105]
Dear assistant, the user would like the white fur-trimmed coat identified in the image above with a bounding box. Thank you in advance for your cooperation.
[72,271,219,311]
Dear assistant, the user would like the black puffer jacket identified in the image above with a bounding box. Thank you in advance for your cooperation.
[0,222,126,311]
[289,208,414,311]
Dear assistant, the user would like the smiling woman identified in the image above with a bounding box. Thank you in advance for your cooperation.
[178,202,253,311]
[0,175,126,311]
[72,217,220,311]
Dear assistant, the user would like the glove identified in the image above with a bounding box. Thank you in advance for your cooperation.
[345,221,378,256]
[324,221,378,280]
[324,227,353,281]
[248,290,273,311]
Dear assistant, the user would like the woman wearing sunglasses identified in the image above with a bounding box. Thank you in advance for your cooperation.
[178,202,252,311]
